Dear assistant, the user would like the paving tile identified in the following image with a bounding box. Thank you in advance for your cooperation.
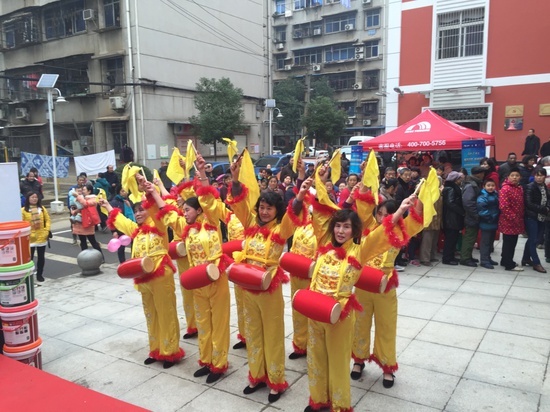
[490,312,550,340]
[499,298,550,320]
[445,292,503,312]
[396,315,429,339]
[478,330,550,364]
[464,352,545,393]
[398,286,454,304]
[398,299,442,320]
[416,321,486,350]
[467,272,517,285]
[508,285,550,303]
[101,305,148,328]
[399,340,474,376]
[38,311,92,337]
[43,347,119,382]
[429,268,472,280]
[40,336,81,365]
[411,276,464,292]
[88,328,150,358]
[457,280,511,297]
[396,273,422,287]
[355,392,440,412]
[46,293,101,312]
[446,378,540,412]
[55,319,126,347]
[432,305,495,329]
[513,275,550,290]
[176,387,267,412]
[71,299,135,319]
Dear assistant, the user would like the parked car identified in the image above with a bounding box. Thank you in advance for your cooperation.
[289,146,329,159]
[254,154,292,178]
[347,136,376,146]
[210,162,231,178]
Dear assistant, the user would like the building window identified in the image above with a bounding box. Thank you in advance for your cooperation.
[274,26,286,43]
[103,57,124,92]
[293,48,323,66]
[104,0,121,28]
[364,40,379,58]
[6,72,41,101]
[324,13,356,34]
[363,70,380,90]
[294,0,322,10]
[293,21,322,38]
[110,121,128,156]
[275,0,286,14]
[437,8,484,59]
[339,102,356,117]
[365,8,381,29]
[325,44,355,63]
[2,14,40,49]
[327,72,356,90]
[44,0,86,40]
[276,56,288,70]
[362,100,379,118]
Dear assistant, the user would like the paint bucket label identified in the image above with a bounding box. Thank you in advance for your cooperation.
[0,262,35,307]
[0,239,18,264]
[0,221,31,267]
[0,300,39,347]
[3,337,43,369]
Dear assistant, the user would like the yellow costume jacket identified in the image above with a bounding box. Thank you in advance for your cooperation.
[21,206,50,245]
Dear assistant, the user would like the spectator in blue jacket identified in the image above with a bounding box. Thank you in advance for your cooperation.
[477,179,500,269]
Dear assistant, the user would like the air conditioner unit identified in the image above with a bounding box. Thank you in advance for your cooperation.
[15,107,28,120]
[312,64,321,72]
[355,53,364,60]
[344,24,354,31]
[285,10,293,17]
[346,118,354,125]
[313,28,322,36]
[0,109,5,120]
[83,9,95,21]
[362,0,372,4]
[276,43,285,50]
[355,46,364,53]
[353,83,362,90]
[363,119,372,126]
[284,65,292,71]
[109,96,125,110]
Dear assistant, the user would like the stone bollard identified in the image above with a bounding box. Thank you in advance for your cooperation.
[77,249,103,276]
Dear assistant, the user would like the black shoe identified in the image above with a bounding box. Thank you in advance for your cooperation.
[546,258,550,263]
[144,357,157,365]
[243,382,267,394]
[163,361,175,369]
[183,331,198,339]
[36,275,45,282]
[206,372,223,383]
[522,259,534,267]
[289,351,307,360]
[471,258,479,263]
[268,392,282,403]
[382,374,395,388]
[194,366,210,377]
[460,260,477,267]
[489,259,499,265]
[350,362,365,380]
[233,341,246,350]
[304,407,317,412]
[480,263,494,269]
[442,260,459,266]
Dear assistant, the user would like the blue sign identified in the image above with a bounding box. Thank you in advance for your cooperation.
[350,145,363,174]
[461,140,486,174]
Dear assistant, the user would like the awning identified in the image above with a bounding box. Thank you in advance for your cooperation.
[337,99,358,104]
[96,115,129,122]
[92,50,126,60]
[167,120,191,125]
[346,126,385,131]
[5,123,46,128]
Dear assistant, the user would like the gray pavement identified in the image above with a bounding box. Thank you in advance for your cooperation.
[29,216,550,411]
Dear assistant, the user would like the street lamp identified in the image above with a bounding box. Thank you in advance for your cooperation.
[267,106,283,156]
[37,74,68,213]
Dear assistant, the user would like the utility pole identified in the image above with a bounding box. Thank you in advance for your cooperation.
[302,68,311,143]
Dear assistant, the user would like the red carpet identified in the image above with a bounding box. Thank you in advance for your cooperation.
[0,355,150,411]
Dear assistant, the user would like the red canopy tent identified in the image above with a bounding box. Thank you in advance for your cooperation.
[359,109,494,152]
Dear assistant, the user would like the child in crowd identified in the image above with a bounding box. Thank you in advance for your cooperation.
[69,187,83,222]
[477,179,500,269]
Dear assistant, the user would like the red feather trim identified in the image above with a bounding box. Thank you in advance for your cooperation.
[308,398,330,411]
[409,205,423,224]
[186,327,198,334]
[131,224,164,240]
[204,222,218,232]
[181,222,201,241]
[155,204,181,220]
[352,353,367,363]
[226,183,249,205]
[362,227,371,237]
[248,372,267,386]
[311,198,338,215]
[237,333,246,343]
[340,294,363,320]
[317,244,347,260]
[292,341,307,354]
[218,254,234,273]
[382,214,410,248]
[141,195,154,210]
[347,256,362,270]
[266,379,288,392]
[149,347,185,362]
[271,232,286,245]
[134,255,176,285]
[107,208,122,230]
[384,269,399,293]
[286,200,307,227]
[209,363,229,374]
[244,225,272,239]
[246,267,289,295]
[162,194,177,202]
[196,185,220,199]
[368,354,398,374]
[354,190,375,204]
[173,180,195,197]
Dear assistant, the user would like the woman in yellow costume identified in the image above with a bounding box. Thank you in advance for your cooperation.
[149,155,232,383]
[227,158,307,403]
[294,167,416,412]
[349,184,424,388]
[101,175,184,369]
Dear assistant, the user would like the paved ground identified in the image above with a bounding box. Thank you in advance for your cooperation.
[22,211,550,411]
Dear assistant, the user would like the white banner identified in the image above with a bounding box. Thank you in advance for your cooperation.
[74,150,117,176]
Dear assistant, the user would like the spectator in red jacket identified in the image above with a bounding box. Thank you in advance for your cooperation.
[498,168,525,271]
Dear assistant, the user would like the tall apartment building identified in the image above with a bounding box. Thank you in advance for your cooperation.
[0,1,267,167]
[270,0,388,145]
[390,0,550,160]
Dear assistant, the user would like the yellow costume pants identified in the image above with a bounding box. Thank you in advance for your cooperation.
[234,285,246,342]
[193,272,230,372]
[352,288,398,373]
[243,285,287,390]
[136,269,182,360]
[290,276,311,353]
[307,313,355,412]
[177,257,197,334]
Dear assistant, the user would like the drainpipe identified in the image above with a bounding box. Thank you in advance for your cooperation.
[124,0,138,161]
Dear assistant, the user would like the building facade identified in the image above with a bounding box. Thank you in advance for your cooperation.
[390,0,550,161]
[0,0,268,167]
[270,0,389,145]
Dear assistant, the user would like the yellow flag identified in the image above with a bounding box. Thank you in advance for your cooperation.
[292,137,306,173]
[315,166,339,210]
[185,140,197,178]
[121,163,144,204]
[222,137,238,162]
[418,167,440,227]
[166,147,185,184]
[97,188,109,216]
[329,148,341,184]
[362,150,380,205]
[239,149,260,211]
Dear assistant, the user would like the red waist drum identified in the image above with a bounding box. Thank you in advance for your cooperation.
[222,240,244,256]
[117,257,155,279]
[292,289,341,324]
[168,241,187,259]
[227,263,274,291]
[180,263,220,290]
[279,252,315,279]
[354,266,388,294]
